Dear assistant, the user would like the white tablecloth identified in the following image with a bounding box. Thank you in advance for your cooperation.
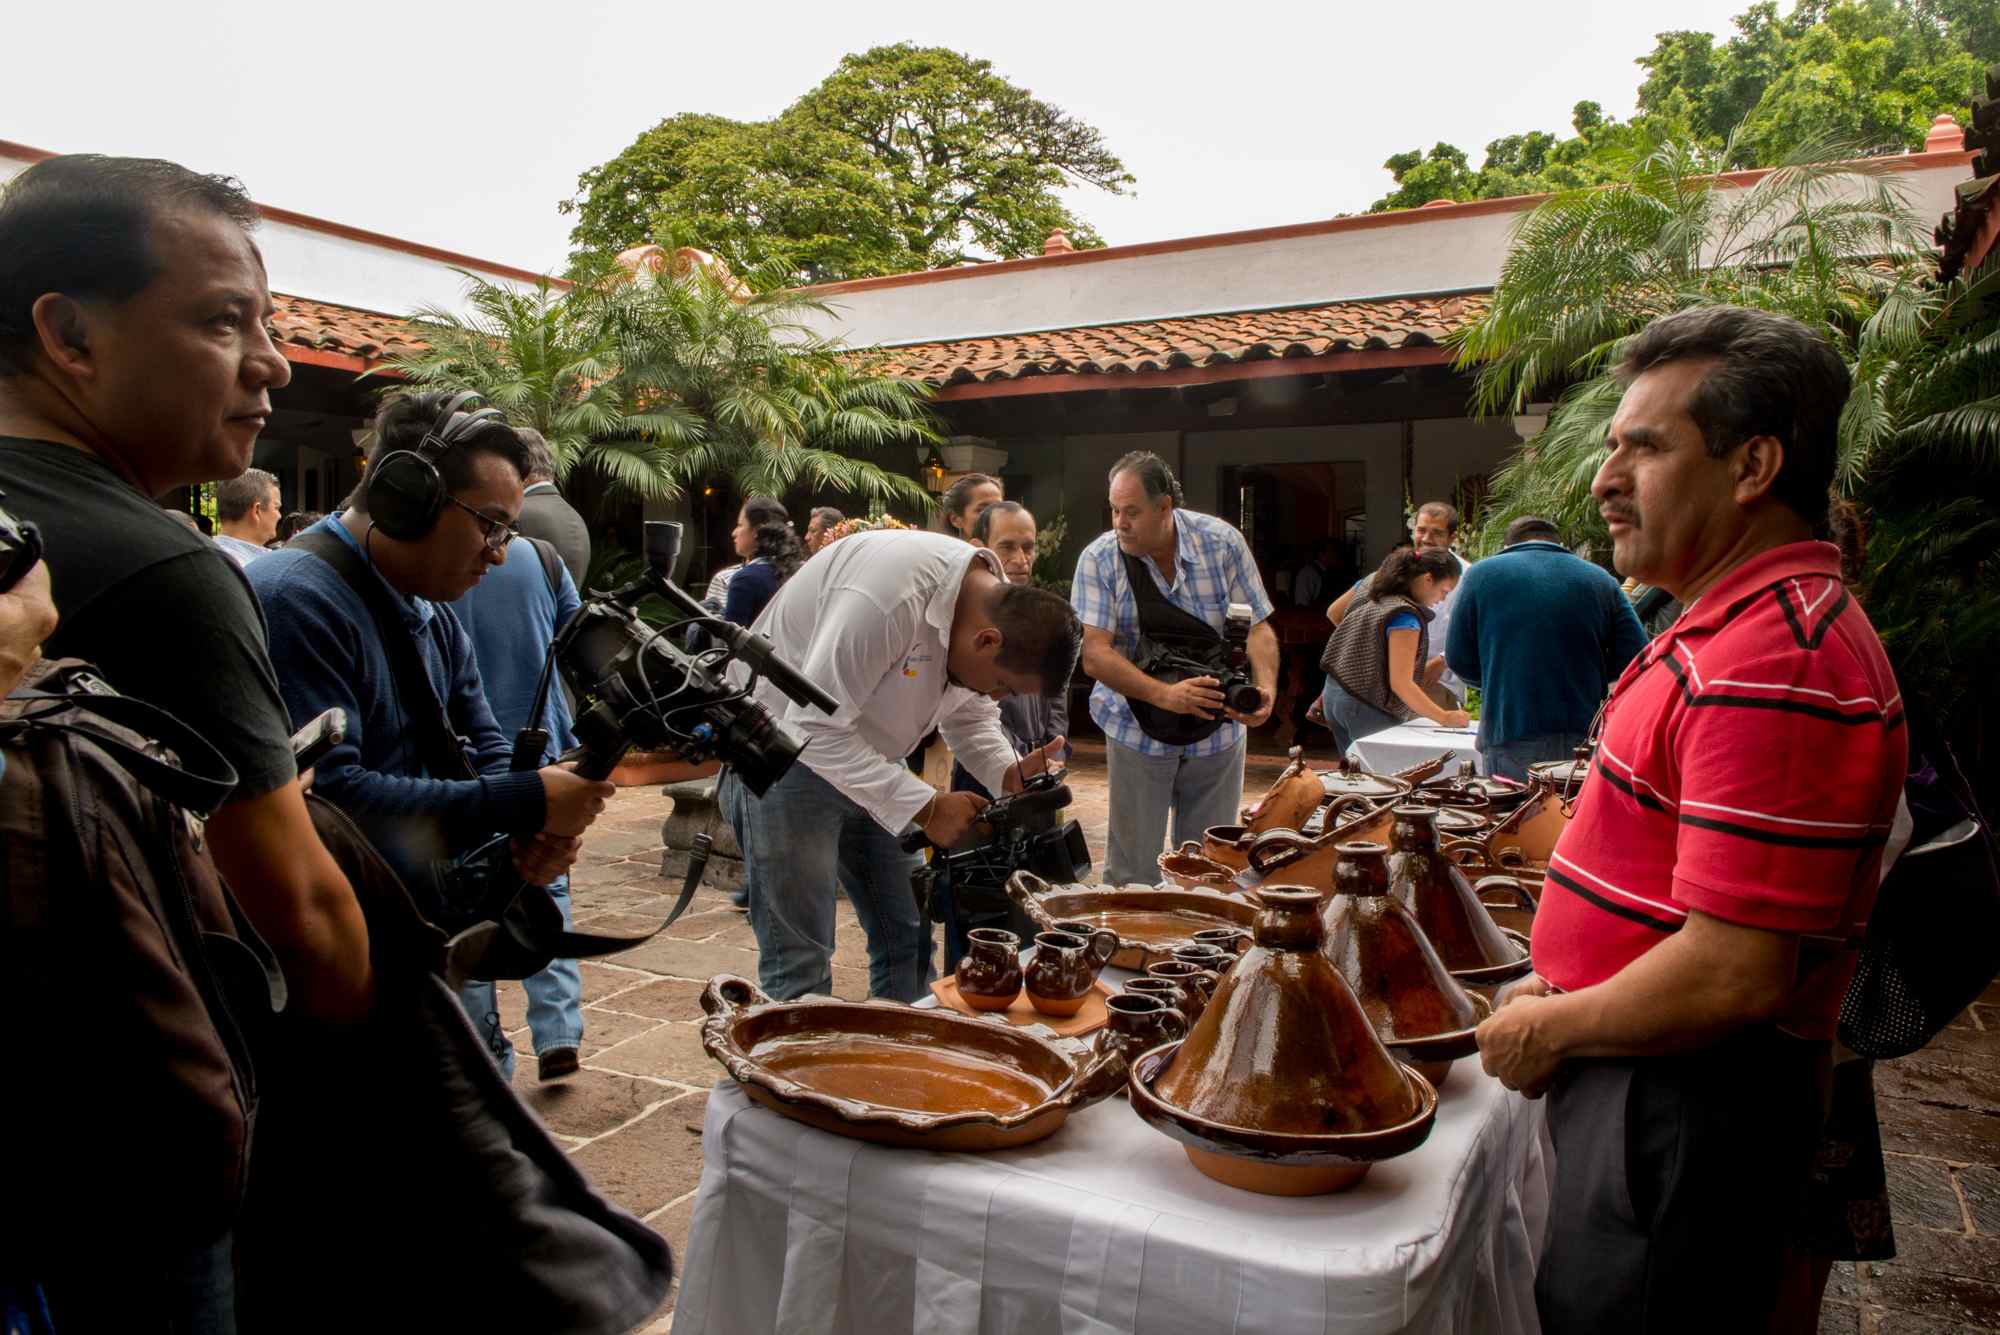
[1347,721,1483,778]
[675,1058,1549,1335]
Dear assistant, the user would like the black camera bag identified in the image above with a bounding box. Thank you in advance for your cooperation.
[1119,549,1230,747]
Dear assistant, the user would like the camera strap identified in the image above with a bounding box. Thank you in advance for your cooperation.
[292,529,478,782]
[1119,549,1228,746]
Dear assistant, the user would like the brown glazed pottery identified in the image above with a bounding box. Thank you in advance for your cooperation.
[954,927,1024,1011]
[1383,807,1529,983]
[1131,887,1438,1194]
[1198,825,1255,872]
[1024,929,1118,1016]
[1146,959,1221,1018]
[1239,748,1327,836]
[1159,843,1240,890]
[1095,993,1189,1078]
[1193,926,1251,956]
[1008,871,1258,970]
[700,974,1125,1151]
[1172,942,1236,975]
[1391,751,1455,785]
[1125,977,1199,1029]
[1231,800,1397,897]
[1322,842,1493,1089]
[1316,761,1413,806]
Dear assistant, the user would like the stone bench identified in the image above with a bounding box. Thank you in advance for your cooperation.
[659,776,745,896]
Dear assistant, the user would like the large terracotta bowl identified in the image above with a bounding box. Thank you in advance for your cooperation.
[1128,1043,1439,1195]
[1008,872,1258,971]
[699,975,1124,1151]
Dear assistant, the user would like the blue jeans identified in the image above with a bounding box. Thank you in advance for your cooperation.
[458,876,584,1078]
[1481,732,1590,783]
[721,763,932,1001]
[1322,677,1402,755]
[1102,733,1246,887]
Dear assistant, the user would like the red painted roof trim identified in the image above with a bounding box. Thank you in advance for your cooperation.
[929,344,1452,401]
[800,149,1980,300]
[1,138,563,289]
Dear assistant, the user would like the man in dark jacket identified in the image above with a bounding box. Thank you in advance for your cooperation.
[514,428,590,589]
[1444,516,1647,779]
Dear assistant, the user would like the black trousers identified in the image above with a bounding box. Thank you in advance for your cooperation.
[1537,1028,1831,1335]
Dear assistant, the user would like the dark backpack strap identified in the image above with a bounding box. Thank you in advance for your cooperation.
[292,529,476,781]
[7,673,240,815]
[526,535,565,602]
[1119,548,1222,646]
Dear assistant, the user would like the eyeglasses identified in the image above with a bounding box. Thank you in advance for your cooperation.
[445,494,519,553]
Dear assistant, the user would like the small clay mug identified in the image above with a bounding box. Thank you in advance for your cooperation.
[1050,919,1101,942]
[1192,927,1250,956]
[1097,993,1188,1078]
[1146,959,1220,1019]
[1171,943,1234,975]
[1125,977,1198,1029]
[954,927,1022,1011]
[1024,928,1116,1016]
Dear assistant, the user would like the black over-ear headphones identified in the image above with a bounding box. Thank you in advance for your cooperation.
[363,391,509,541]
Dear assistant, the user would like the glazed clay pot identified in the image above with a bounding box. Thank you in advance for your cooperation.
[1200,825,1255,872]
[954,927,1024,1011]
[1146,959,1220,1019]
[1240,749,1328,837]
[1125,977,1198,1029]
[1383,807,1528,982]
[1322,842,1490,1089]
[1193,927,1251,956]
[1135,886,1436,1194]
[1096,993,1189,1076]
[1024,928,1116,1016]
[1159,843,1239,891]
[1172,943,1236,976]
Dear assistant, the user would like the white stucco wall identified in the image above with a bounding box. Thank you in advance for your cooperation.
[794,152,1976,350]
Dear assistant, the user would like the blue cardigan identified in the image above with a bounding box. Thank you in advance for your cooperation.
[1443,541,1648,749]
[247,517,545,879]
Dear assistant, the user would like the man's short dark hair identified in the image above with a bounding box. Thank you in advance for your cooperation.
[216,467,279,522]
[0,155,261,376]
[991,584,1082,694]
[971,499,1030,545]
[516,428,557,484]
[1109,451,1183,507]
[355,391,531,507]
[1503,515,1561,546]
[1616,305,1850,526]
[1416,500,1460,533]
[809,505,844,531]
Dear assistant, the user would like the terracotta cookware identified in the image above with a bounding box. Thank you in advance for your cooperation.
[1159,843,1240,891]
[1025,928,1118,1016]
[700,975,1125,1151]
[1238,747,1327,837]
[1322,841,1493,1088]
[1008,871,1258,971]
[1128,887,1438,1195]
[1383,807,1531,985]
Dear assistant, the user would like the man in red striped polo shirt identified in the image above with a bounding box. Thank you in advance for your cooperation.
[1475,306,1906,1334]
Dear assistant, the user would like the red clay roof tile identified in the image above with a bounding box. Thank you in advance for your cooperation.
[270,292,423,362]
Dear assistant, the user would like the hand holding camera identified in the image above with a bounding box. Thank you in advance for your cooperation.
[540,765,616,838]
[921,790,991,850]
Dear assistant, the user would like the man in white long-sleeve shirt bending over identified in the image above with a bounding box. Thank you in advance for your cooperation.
[722,529,1080,1001]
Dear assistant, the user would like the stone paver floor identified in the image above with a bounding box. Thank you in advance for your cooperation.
[509,745,2000,1333]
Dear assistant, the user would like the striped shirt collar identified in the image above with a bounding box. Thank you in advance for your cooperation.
[1643,540,1842,667]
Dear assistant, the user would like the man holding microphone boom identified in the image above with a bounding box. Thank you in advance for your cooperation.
[722,527,1081,1002]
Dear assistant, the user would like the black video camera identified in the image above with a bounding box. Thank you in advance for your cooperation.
[539,521,836,792]
[909,771,1092,918]
[0,491,45,595]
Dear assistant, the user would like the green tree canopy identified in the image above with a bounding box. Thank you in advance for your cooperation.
[562,44,1134,283]
[1369,0,1990,212]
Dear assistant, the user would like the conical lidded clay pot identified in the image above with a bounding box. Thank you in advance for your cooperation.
[1152,887,1420,1137]
[1384,806,1524,975]
[1322,841,1489,1087]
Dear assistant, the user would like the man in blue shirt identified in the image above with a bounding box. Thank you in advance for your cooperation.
[1073,452,1277,886]
[1444,516,1648,780]
[249,392,616,1063]
[451,534,586,1080]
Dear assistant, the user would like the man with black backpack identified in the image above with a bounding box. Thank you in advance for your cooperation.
[1474,307,1908,1335]
[248,392,616,1026]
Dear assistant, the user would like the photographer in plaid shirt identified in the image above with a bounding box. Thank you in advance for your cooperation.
[1073,452,1277,885]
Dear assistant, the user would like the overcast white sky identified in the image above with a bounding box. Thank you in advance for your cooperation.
[7,0,1753,275]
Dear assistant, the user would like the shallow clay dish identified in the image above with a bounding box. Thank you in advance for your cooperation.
[1159,843,1240,891]
[1009,872,1257,970]
[1129,1044,1439,1196]
[700,975,1124,1151]
[929,975,1115,1037]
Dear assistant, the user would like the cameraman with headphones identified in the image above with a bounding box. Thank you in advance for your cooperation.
[249,391,616,1065]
